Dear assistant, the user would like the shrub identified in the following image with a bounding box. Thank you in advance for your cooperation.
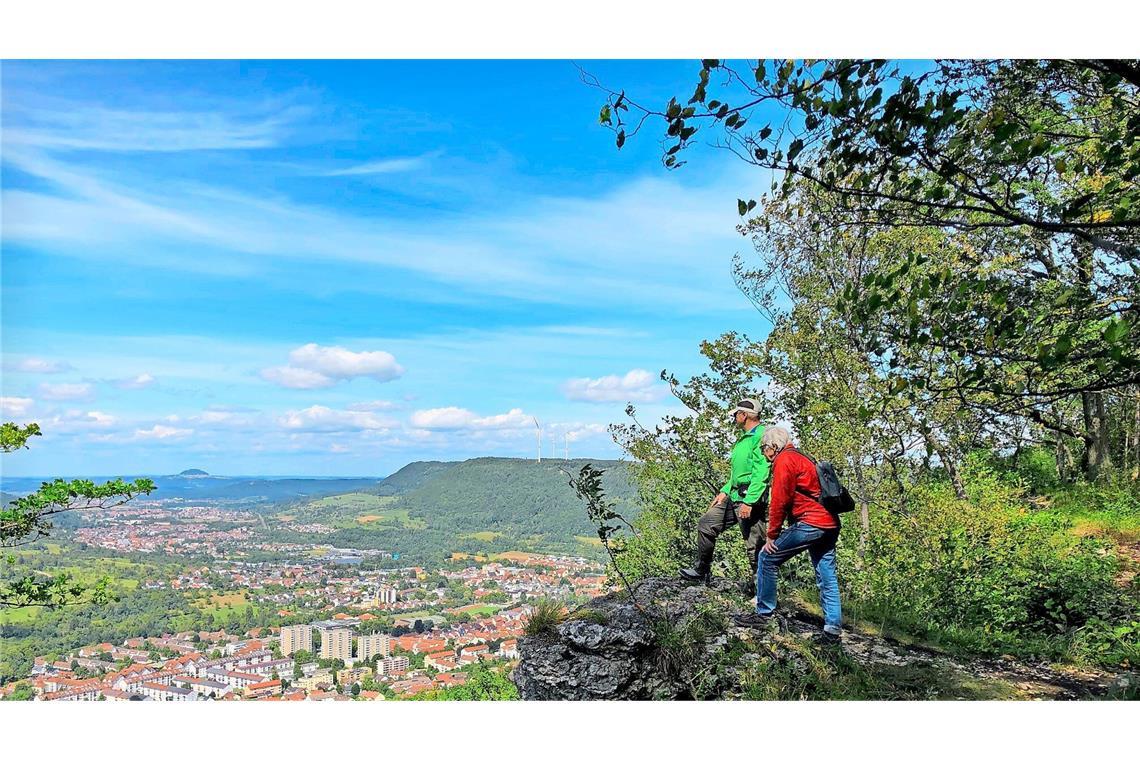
[848,457,1129,642]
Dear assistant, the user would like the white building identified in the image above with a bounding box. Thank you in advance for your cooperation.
[356,633,391,661]
[280,624,313,657]
[377,656,409,677]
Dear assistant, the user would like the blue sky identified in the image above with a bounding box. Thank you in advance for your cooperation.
[1,60,779,476]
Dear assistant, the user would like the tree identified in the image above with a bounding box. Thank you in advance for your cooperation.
[592,58,1139,480]
[1,422,155,608]
[351,682,361,696]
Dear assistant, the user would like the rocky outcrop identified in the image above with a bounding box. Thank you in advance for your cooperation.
[513,576,1134,701]
[511,577,720,700]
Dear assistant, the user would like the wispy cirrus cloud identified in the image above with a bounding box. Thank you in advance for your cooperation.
[1,129,754,311]
[320,152,437,177]
[5,356,73,373]
[3,95,304,153]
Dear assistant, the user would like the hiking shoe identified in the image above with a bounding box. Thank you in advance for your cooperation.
[732,611,777,630]
[817,627,842,645]
[678,567,710,583]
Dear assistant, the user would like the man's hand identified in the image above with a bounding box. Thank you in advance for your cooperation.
[711,492,728,508]
[762,538,779,554]
[737,503,752,519]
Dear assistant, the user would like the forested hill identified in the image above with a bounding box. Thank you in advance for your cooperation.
[393,457,636,535]
[371,460,461,496]
[274,457,637,562]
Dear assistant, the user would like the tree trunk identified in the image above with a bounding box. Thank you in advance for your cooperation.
[1081,390,1112,480]
[923,429,967,499]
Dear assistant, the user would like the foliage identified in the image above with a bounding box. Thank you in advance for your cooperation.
[2,683,35,701]
[1,424,156,610]
[409,661,519,701]
[851,457,1132,640]
[594,58,1140,483]
[0,423,41,453]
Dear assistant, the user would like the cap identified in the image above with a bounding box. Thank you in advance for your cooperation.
[729,398,761,418]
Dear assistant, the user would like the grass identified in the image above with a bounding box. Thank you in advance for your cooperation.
[523,598,567,637]
[194,592,254,620]
[461,531,503,541]
[574,535,603,548]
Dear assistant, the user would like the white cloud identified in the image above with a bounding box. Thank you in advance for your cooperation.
[1,397,35,417]
[133,424,193,440]
[1,137,754,313]
[562,369,665,403]
[115,373,155,390]
[4,100,298,153]
[346,400,399,411]
[259,365,336,390]
[8,356,72,373]
[50,409,118,431]
[261,343,405,389]
[278,405,396,433]
[37,382,95,401]
[410,406,531,431]
[322,155,432,176]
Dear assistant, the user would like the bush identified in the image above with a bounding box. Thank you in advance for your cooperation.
[1013,446,1060,493]
[848,456,1131,647]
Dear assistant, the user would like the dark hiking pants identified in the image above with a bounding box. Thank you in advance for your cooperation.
[694,500,767,579]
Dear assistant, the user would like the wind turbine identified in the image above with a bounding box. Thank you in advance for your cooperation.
[564,431,569,461]
[532,417,542,463]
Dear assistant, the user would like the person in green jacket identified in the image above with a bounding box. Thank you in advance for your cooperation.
[679,398,771,593]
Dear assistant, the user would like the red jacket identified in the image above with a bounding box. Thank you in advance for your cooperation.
[766,445,839,540]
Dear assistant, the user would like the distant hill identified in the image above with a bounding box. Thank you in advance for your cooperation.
[177,468,209,477]
[371,460,459,496]
[282,457,638,562]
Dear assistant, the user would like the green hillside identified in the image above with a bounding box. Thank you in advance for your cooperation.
[372,460,460,496]
[294,457,637,562]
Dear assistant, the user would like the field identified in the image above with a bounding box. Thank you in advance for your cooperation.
[193,591,255,621]
[462,531,504,541]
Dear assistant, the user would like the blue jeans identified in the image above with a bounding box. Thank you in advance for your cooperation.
[755,522,842,630]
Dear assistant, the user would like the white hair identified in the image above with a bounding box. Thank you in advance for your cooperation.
[761,426,791,451]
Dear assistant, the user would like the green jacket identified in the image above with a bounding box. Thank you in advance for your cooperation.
[720,425,770,505]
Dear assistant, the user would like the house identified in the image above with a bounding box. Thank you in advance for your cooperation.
[459,644,490,664]
[99,688,134,701]
[171,676,232,698]
[498,639,519,659]
[424,651,458,672]
[389,676,433,697]
[135,682,197,701]
[433,672,469,689]
[245,679,282,697]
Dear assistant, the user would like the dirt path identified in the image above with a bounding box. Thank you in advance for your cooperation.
[774,606,1135,700]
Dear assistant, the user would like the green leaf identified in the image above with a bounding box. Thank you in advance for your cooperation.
[599,105,612,126]
[1103,318,1130,344]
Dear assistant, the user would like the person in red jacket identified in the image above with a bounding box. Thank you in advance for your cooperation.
[733,426,842,638]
